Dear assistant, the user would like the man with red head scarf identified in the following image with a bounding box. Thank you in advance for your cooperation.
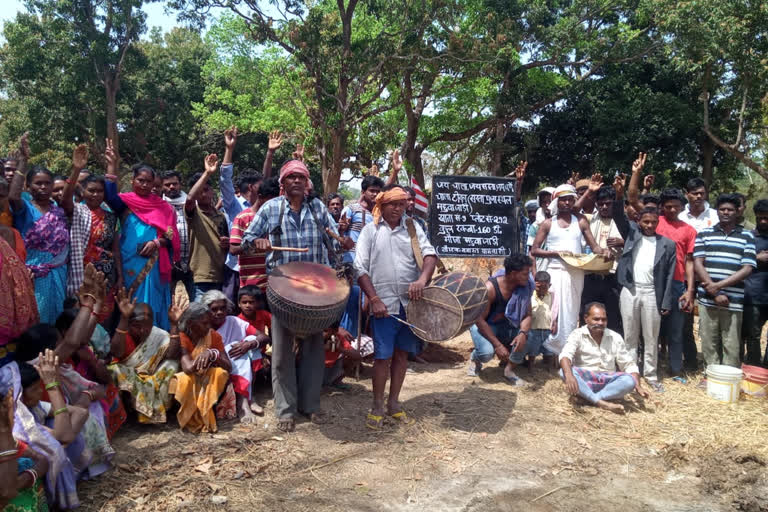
[241,160,348,433]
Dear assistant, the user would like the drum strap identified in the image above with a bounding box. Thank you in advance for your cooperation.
[405,217,446,274]
[306,197,340,268]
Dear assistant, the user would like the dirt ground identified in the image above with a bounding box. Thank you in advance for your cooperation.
[78,333,768,512]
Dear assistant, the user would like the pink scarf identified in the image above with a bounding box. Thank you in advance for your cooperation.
[120,192,180,282]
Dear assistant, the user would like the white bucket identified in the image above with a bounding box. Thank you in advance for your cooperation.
[706,364,743,403]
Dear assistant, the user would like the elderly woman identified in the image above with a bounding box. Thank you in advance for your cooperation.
[107,290,183,424]
[201,290,269,423]
[170,303,233,433]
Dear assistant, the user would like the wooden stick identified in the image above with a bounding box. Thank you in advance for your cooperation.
[389,315,428,335]
[270,246,309,253]
[531,485,571,503]
[325,228,346,245]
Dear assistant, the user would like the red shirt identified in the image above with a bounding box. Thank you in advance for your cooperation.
[656,216,697,282]
[324,337,353,368]
[238,311,271,334]
[230,208,267,289]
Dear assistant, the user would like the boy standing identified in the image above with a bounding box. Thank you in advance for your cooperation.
[528,271,557,366]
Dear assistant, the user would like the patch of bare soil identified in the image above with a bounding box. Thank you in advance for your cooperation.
[79,334,767,512]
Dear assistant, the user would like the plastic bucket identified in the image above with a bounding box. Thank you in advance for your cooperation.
[705,364,743,403]
[741,364,768,397]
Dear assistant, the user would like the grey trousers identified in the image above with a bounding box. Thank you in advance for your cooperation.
[698,305,742,368]
[620,284,661,381]
[271,314,326,419]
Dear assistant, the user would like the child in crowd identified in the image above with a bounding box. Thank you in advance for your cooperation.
[237,286,271,335]
[529,271,558,369]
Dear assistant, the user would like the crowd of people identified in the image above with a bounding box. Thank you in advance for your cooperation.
[0,126,764,510]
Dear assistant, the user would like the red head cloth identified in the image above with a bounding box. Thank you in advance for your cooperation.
[278,160,311,184]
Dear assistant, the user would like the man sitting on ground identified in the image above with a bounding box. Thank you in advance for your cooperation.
[467,254,535,384]
[559,302,650,413]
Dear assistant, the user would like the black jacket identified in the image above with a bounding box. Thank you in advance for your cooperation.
[612,200,676,312]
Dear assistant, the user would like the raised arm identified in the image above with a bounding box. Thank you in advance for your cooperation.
[573,173,602,214]
[110,288,136,360]
[386,149,402,187]
[513,161,527,202]
[263,130,282,178]
[186,154,217,214]
[103,139,126,215]
[61,144,88,217]
[220,126,242,219]
[56,264,106,363]
[8,133,29,211]
[35,350,77,445]
[627,152,646,214]
[612,199,631,240]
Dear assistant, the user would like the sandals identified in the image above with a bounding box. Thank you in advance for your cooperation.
[277,416,295,432]
[366,413,384,430]
[389,410,414,425]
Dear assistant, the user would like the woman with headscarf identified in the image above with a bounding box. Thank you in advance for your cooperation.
[530,185,609,354]
[201,290,269,424]
[103,141,180,330]
[169,303,233,433]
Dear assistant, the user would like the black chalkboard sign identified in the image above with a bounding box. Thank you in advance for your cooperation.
[428,175,521,258]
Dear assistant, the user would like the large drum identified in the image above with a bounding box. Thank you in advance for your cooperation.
[266,262,350,335]
[406,272,488,342]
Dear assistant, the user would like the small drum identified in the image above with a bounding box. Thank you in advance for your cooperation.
[267,262,351,335]
[406,272,488,342]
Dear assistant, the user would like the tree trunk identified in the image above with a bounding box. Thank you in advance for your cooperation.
[105,77,120,175]
[489,118,505,176]
[323,129,346,195]
[406,145,425,190]
[701,135,714,186]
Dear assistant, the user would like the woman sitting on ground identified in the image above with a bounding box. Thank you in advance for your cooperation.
[13,264,117,479]
[108,289,183,424]
[201,290,269,423]
[170,303,232,433]
[0,385,50,512]
[18,350,89,510]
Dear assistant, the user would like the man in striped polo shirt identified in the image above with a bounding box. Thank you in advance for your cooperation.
[693,194,756,368]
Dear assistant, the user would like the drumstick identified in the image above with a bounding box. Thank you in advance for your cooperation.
[389,315,428,336]
[325,228,347,245]
[270,246,309,253]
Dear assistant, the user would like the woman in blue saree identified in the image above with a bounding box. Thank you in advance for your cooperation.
[8,141,84,324]
[104,141,179,330]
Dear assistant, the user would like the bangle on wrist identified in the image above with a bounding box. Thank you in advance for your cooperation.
[105,173,118,181]
[0,448,17,458]
[115,328,128,335]
[44,381,60,391]
[53,407,68,417]
[24,468,38,483]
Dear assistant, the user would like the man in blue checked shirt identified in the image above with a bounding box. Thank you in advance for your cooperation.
[242,160,353,433]
[693,193,756,368]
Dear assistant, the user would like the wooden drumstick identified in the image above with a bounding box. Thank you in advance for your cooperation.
[325,228,346,245]
[389,315,428,336]
[270,246,309,253]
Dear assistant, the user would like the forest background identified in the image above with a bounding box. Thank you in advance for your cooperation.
[1,0,766,209]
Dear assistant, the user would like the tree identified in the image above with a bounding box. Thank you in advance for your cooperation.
[24,0,151,159]
[653,0,768,183]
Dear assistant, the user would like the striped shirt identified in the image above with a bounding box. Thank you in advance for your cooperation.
[242,196,339,271]
[693,224,756,311]
[230,208,267,289]
[340,201,372,263]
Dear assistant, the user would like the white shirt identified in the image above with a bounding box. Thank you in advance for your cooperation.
[633,235,656,285]
[679,202,719,233]
[559,325,639,374]
[353,216,436,315]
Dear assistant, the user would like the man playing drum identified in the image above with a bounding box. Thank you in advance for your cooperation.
[354,184,437,429]
[242,160,342,433]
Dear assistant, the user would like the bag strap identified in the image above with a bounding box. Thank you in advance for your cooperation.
[306,197,340,268]
[405,217,446,274]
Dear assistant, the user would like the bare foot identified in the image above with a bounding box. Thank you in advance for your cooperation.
[596,400,625,414]
[308,410,329,425]
[249,401,264,415]
[239,399,257,424]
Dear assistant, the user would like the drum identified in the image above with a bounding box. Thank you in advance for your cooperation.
[406,272,488,342]
[266,262,351,335]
